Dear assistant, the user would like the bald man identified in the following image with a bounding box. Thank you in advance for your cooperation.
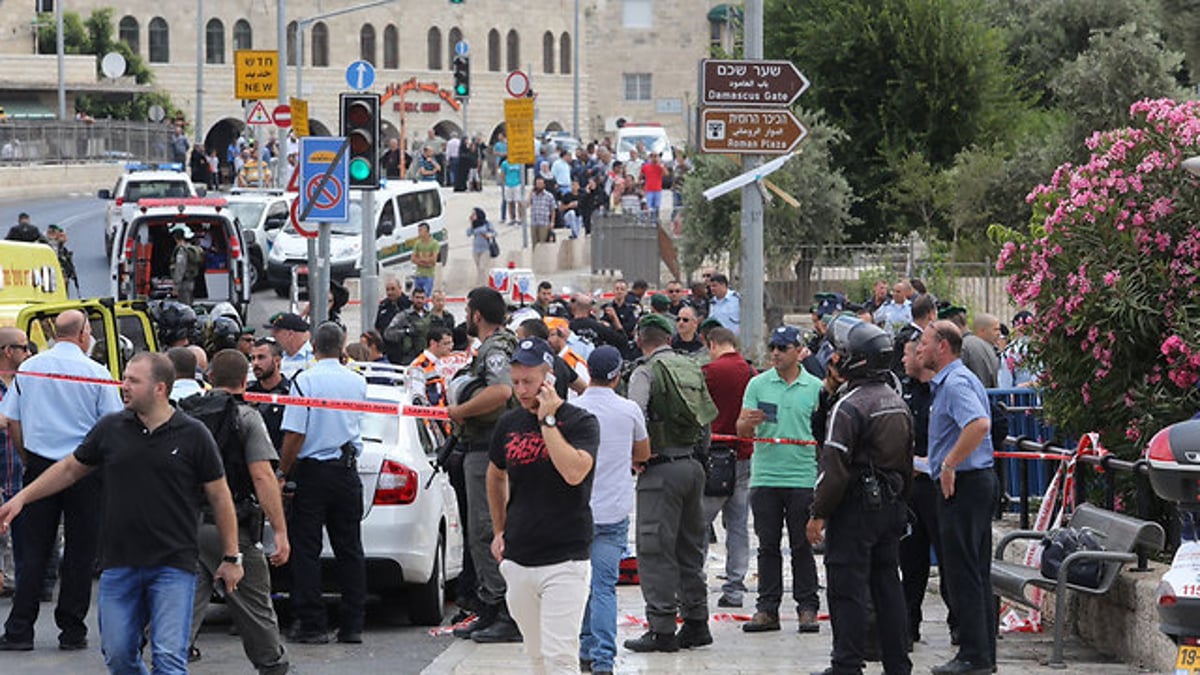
[961,313,1000,389]
[0,310,123,650]
[0,327,30,597]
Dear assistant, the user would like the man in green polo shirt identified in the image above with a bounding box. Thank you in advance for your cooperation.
[737,325,823,634]
[410,222,440,296]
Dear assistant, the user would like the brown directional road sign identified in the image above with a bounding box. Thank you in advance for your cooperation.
[701,59,810,108]
[700,108,808,155]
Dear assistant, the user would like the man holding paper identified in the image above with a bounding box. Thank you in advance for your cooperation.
[736,325,823,634]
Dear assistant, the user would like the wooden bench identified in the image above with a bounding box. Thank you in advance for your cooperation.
[991,503,1165,667]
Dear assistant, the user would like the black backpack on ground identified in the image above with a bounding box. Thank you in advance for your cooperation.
[178,391,254,506]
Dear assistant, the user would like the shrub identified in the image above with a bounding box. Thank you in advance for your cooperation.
[997,98,1200,455]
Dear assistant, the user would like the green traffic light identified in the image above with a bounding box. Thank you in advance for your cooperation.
[456,85,467,95]
[350,157,372,182]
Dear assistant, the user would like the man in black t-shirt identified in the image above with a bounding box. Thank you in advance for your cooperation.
[487,337,600,673]
[0,352,243,672]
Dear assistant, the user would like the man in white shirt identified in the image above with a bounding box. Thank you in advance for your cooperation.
[167,347,204,402]
[446,134,461,188]
[573,346,650,675]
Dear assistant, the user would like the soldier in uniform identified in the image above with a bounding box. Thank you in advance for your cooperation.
[447,287,522,643]
[807,320,914,675]
[623,314,713,654]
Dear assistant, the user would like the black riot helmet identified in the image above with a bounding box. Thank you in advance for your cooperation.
[152,300,197,346]
[836,320,894,380]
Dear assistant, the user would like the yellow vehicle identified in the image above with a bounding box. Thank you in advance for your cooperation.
[0,242,157,378]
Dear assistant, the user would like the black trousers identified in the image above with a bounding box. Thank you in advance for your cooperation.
[938,469,998,668]
[289,459,365,635]
[4,453,100,643]
[899,475,957,639]
[446,450,477,607]
[824,496,912,675]
[749,487,819,614]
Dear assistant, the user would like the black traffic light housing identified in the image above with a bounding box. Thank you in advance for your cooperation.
[452,55,470,99]
[339,93,381,189]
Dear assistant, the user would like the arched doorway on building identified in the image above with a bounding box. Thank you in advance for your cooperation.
[432,119,463,140]
[381,120,399,143]
[308,119,331,136]
[489,122,507,146]
[204,118,245,186]
[544,121,563,134]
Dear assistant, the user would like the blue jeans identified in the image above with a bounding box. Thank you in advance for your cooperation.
[579,518,627,671]
[98,566,196,675]
[562,210,582,238]
[412,275,434,296]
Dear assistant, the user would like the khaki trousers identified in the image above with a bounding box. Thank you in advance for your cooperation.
[501,558,591,675]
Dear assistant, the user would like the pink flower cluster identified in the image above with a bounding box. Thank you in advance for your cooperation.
[999,98,1200,449]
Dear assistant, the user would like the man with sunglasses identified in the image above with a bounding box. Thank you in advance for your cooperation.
[737,326,822,634]
[0,329,30,598]
[670,307,705,355]
[664,280,690,317]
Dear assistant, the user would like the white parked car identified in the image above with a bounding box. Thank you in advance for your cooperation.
[615,122,674,164]
[224,189,294,290]
[271,363,464,625]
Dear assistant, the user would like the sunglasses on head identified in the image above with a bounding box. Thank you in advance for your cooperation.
[254,336,278,347]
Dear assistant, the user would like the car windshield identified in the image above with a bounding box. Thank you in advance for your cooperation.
[225,202,266,230]
[618,134,668,155]
[124,180,191,201]
[361,410,400,446]
[283,201,364,236]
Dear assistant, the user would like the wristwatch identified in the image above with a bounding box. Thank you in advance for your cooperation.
[540,414,558,428]
[222,553,244,566]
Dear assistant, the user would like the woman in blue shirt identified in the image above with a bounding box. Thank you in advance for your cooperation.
[468,207,497,286]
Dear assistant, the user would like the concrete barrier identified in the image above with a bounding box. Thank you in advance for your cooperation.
[994,518,1176,671]
[0,162,124,201]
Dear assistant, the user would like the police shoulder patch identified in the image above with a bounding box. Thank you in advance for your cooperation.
[486,351,508,375]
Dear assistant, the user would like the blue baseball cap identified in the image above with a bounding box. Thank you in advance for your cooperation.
[768,325,802,347]
[511,337,555,367]
[587,345,623,381]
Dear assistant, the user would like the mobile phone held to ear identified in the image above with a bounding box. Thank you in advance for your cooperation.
[544,372,557,388]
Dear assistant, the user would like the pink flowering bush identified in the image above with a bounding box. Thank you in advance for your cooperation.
[998,98,1200,455]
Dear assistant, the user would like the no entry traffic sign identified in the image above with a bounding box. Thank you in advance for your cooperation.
[272,104,292,128]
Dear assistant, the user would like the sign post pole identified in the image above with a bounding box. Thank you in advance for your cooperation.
[360,189,378,335]
[314,222,330,327]
[741,0,765,366]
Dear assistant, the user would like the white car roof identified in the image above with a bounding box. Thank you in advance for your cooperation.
[121,171,193,182]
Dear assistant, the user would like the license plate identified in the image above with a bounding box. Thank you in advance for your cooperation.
[1178,645,1200,671]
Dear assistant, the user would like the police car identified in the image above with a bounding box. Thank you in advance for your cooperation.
[265,180,448,297]
[98,165,203,256]
[270,362,463,625]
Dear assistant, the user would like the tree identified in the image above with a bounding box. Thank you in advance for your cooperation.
[680,108,857,279]
[765,0,1026,242]
[996,98,1200,456]
[35,9,176,121]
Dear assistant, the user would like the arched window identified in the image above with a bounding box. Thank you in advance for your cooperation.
[560,32,572,74]
[448,27,463,67]
[542,31,554,74]
[233,19,252,51]
[205,19,224,64]
[487,29,500,72]
[148,17,169,63]
[427,27,442,70]
[311,22,329,67]
[506,29,519,73]
[118,16,138,54]
[360,24,376,65]
[383,24,398,69]
[286,21,297,66]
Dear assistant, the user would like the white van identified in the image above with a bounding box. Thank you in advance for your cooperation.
[615,123,674,164]
[266,181,448,296]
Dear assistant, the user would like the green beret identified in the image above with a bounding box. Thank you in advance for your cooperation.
[937,305,967,320]
[638,313,674,334]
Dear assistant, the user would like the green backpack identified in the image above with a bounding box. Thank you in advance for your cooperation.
[647,351,719,449]
[184,243,204,279]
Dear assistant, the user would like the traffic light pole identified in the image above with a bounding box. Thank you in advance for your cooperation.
[360,188,378,334]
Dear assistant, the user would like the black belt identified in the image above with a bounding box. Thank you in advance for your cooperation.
[646,454,694,466]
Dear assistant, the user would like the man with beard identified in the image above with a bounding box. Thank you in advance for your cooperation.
[448,288,522,643]
[247,337,290,452]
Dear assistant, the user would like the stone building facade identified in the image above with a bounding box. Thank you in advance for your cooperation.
[0,1,730,154]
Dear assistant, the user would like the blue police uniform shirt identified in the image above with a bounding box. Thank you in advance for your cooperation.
[280,358,367,461]
[280,340,315,379]
[927,358,993,479]
[0,341,123,461]
[708,291,741,334]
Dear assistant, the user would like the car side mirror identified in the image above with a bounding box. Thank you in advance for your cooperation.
[195,186,207,197]
[376,221,395,238]
[97,189,111,200]
[242,230,256,246]
[265,215,287,231]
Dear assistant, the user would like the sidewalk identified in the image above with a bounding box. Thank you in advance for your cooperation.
[422,524,1155,675]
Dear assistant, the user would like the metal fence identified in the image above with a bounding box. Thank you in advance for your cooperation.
[0,120,175,164]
